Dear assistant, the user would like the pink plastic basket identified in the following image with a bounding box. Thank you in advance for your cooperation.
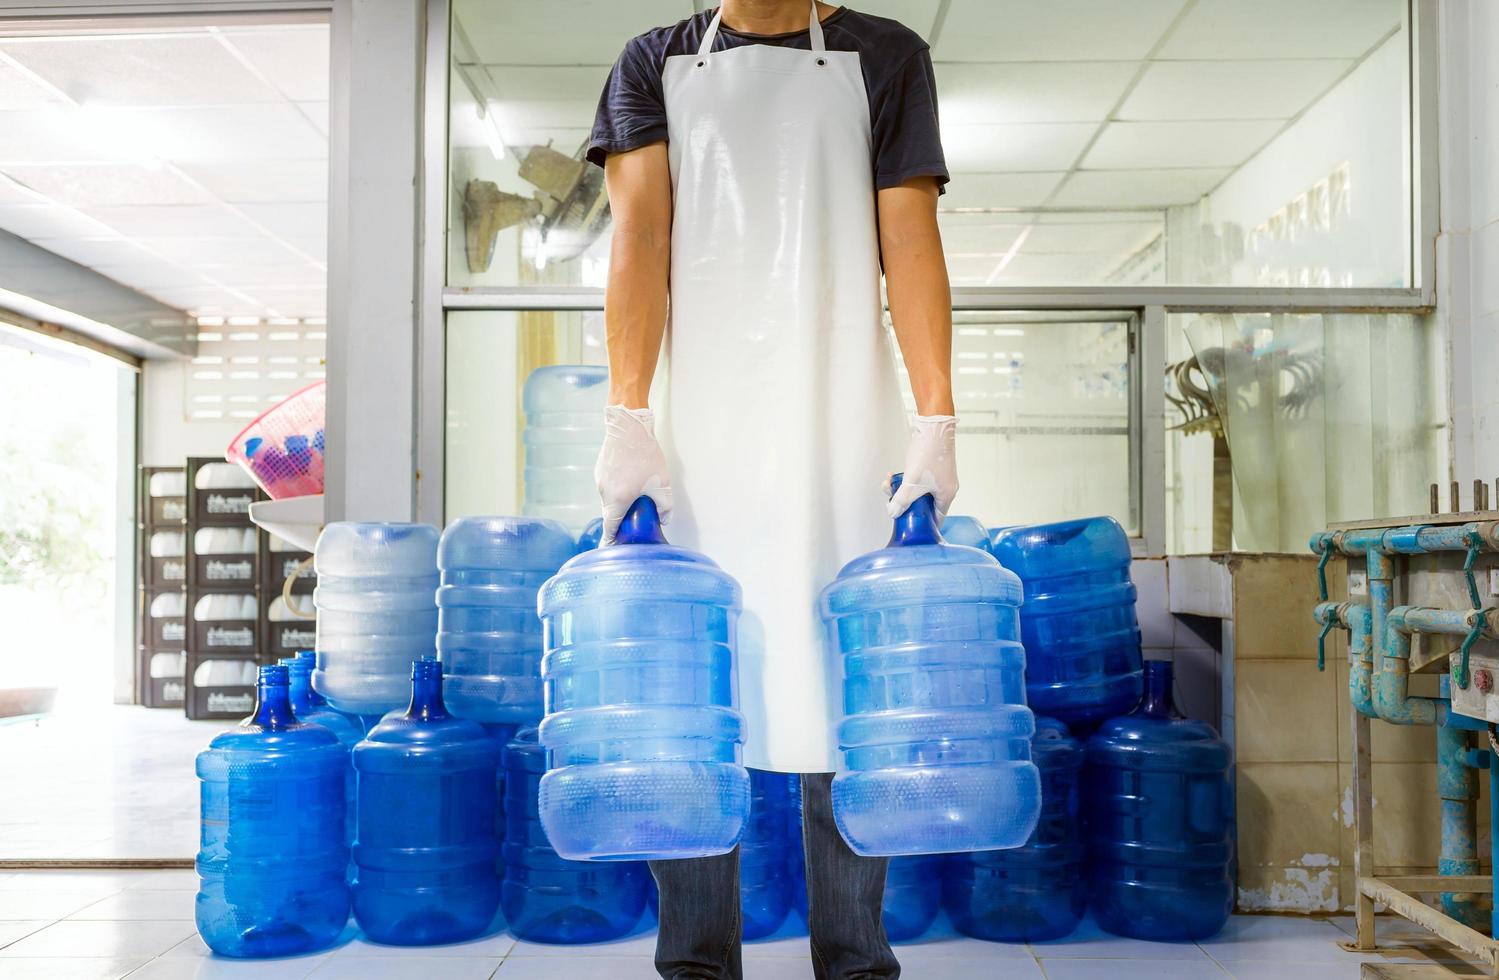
[225,381,327,500]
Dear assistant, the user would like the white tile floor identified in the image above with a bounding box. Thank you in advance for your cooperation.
[0,870,1483,979]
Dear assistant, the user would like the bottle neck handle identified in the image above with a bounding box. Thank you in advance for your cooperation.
[406,673,449,721]
[250,684,297,729]
[615,496,668,545]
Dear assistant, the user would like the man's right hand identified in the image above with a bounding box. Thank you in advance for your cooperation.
[596,404,673,546]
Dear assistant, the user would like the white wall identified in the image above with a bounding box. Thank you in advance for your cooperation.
[1439,0,1499,492]
[140,359,244,467]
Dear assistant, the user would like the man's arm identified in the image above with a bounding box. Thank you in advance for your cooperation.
[603,142,673,409]
[879,176,954,417]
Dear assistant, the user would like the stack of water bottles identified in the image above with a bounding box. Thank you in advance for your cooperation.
[195,491,1231,957]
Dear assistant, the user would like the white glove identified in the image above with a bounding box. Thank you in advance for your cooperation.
[596,404,673,546]
[886,414,959,525]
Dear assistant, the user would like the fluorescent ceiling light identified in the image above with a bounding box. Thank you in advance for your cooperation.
[479,100,510,160]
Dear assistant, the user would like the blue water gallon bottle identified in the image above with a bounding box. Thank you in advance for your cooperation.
[882,856,943,941]
[820,474,1041,856]
[577,517,604,554]
[281,651,362,850]
[989,517,1144,728]
[522,364,608,531]
[945,717,1086,941]
[537,495,750,860]
[437,517,576,727]
[741,770,798,940]
[939,514,991,552]
[314,522,440,719]
[195,664,349,957]
[501,728,648,942]
[1087,659,1233,941]
[352,659,502,945]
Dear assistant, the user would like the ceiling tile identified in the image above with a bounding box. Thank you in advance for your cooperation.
[0,202,117,239]
[0,108,136,163]
[1022,220,1163,255]
[0,163,211,207]
[83,203,264,239]
[285,236,326,264]
[986,251,1129,284]
[484,65,608,136]
[0,56,68,111]
[91,257,201,290]
[1051,168,1230,207]
[938,62,1137,125]
[934,0,1189,61]
[136,236,310,267]
[0,34,282,106]
[217,26,329,102]
[1160,0,1402,59]
[297,102,328,137]
[1120,59,1351,121]
[129,104,328,163]
[201,263,324,288]
[29,236,148,266]
[937,211,1029,257]
[511,128,591,153]
[456,0,686,66]
[1082,119,1282,170]
[941,122,1095,172]
[234,201,326,242]
[176,159,326,203]
[941,172,1065,210]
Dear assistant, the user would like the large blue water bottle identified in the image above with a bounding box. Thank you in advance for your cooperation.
[989,517,1143,728]
[882,856,943,941]
[438,517,575,728]
[501,728,649,942]
[742,770,798,940]
[352,659,502,944]
[940,514,991,552]
[1087,660,1233,940]
[522,365,608,531]
[945,717,1086,941]
[314,522,440,719]
[537,495,750,860]
[195,664,349,957]
[820,474,1041,856]
[281,651,362,851]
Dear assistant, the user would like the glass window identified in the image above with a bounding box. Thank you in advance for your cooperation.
[1164,311,1446,554]
[447,0,1413,290]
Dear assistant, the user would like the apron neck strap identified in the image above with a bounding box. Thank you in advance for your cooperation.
[696,4,827,59]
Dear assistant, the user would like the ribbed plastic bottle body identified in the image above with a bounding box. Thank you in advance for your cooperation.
[195,668,349,957]
[939,515,991,553]
[821,489,1041,856]
[313,522,440,717]
[537,498,750,861]
[282,653,362,851]
[741,769,797,940]
[521,365,608,531]
[351,662,502,945]
[437,517,576,726]
[882,856,944,941]
[945,717,1086,942]
[500,729,648,943]
[1086,662,1233,941]
[989,517,1144,728]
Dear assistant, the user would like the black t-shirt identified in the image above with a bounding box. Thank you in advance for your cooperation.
[587,6,948,194]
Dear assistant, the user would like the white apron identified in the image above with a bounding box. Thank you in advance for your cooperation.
[657,4,907,773]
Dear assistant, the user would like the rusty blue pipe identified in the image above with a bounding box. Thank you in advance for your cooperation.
[1437,691,1482,929]
[1314,601,1375,717]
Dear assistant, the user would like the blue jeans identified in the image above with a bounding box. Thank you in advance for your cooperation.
[650,772,899,979]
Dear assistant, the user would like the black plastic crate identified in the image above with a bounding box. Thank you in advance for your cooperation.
[187,457,260,526]
[139,466,187,527]
[262,544,315,596]
[191,551,258,589]
[140,649,186,709]
[185,652,259,720]
[189,592,259,654]
[141,588,187,648]
[264,616,317,660]
[144,553,187,586]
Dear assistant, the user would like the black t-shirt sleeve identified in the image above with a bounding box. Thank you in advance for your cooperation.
[871,47,949,194]
[586,35,668,168]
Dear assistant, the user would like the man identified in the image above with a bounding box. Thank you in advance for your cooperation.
[587,2,957,977]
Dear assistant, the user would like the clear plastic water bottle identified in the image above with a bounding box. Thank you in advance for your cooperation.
[352,659,502,945]
[195,665,349,957]
[313,522,439,718]
[501,728,648,943]
[882,856,943,941]
[1087,660,1233,940]
[537,496,750,861]
[522,365,608,531]
[989,517,1144,729]
[741,770,798,940]
[945,717,1086,942]
[820,474,1041,856]
[437,517,576,727]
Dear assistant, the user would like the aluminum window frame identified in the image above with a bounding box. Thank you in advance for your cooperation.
[417,0,1442,553]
